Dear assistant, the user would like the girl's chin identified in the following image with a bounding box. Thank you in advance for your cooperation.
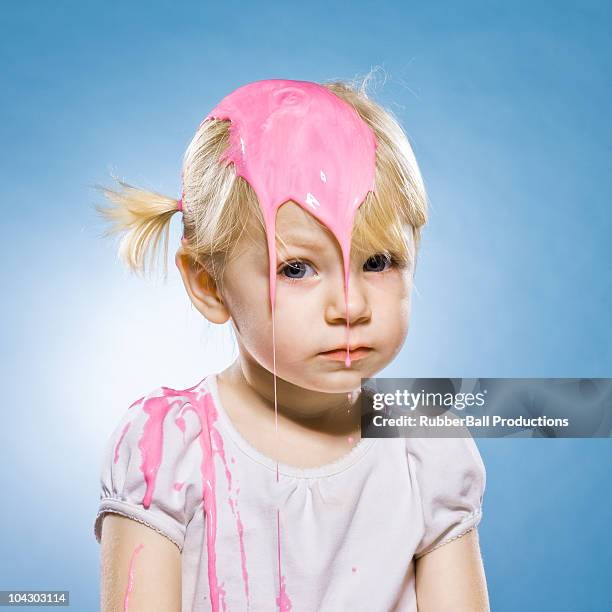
[256,355,379,392]
[285,370,368,394]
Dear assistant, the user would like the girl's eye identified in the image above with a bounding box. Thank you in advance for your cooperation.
[278,260,316,281]
[364,253,394,273]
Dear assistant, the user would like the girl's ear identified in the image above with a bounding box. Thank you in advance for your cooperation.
[175,249,230,324]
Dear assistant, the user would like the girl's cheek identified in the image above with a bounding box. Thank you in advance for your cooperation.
[369,271,411,294]
[275,285,320,314]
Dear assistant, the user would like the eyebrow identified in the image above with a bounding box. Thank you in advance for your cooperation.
[275,233,325,251]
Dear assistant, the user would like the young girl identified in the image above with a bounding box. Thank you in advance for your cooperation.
[93,78,489,612]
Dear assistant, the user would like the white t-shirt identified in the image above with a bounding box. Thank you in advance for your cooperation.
[94,372,486,612]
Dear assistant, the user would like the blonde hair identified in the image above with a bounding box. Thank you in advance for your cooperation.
[94,74,428,292]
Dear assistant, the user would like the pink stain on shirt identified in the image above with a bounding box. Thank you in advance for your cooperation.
[174,415,186,433]
[178,389,223,611]
[276,509,292,611]
[123,542,144,611]
[219,582,228,612]
[228,496,250,610]
[134,385,226,612]
[137,391,178,510]
[128,396,145,410]
[211,426,252,610]
[175,414,187,446]
[114,421,131,464]
[276,572,292,611]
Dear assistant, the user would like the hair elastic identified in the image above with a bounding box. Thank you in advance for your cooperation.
[177,197,183,213]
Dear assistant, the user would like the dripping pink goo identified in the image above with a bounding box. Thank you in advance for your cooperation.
[200,79,378,609]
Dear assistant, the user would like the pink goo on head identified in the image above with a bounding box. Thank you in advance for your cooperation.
[202,79,378,365]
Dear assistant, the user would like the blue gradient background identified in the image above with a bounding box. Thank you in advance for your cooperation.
[1,1,610,610]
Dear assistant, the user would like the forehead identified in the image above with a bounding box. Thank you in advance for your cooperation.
[237,198,413,262]
[242,200,335,249]
[276,201,331,244]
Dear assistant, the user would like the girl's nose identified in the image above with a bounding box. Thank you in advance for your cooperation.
[324,275,372,326]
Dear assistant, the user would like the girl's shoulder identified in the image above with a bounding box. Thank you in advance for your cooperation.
[404,432,486,478]
[94,374,216,552]
[404,433,486,558]
[108,373,217,440]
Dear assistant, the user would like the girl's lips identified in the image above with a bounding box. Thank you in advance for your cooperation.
[319,347,373,361]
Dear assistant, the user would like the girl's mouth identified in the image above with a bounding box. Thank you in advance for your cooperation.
[318,347,373,361]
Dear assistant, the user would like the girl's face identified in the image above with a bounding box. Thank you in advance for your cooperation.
[218,201,414,394]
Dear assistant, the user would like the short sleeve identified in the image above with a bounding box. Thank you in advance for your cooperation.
[93,386,203,552]
[406,433,486,559]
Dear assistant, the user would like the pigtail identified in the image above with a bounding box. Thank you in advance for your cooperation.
[93,176,181,280]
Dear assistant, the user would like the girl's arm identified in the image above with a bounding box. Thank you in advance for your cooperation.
[415,528,489,612]
[100,514,181,612]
